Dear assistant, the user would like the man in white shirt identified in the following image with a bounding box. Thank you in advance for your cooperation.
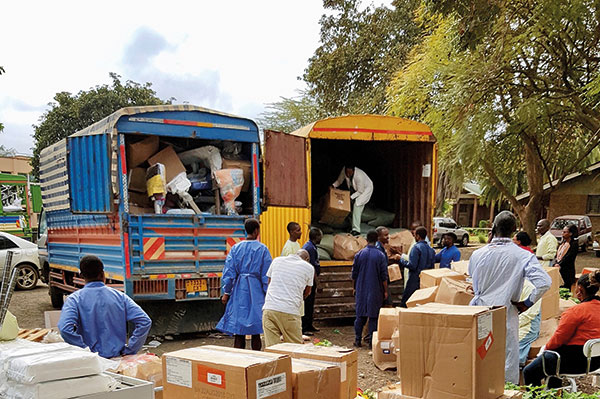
[332,165,374,236]
[535,219,558,267]
[262,250,315,347]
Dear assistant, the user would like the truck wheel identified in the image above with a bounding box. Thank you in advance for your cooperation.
[49,286,64,309]
[15,264,38,290]
[461,234,469,247]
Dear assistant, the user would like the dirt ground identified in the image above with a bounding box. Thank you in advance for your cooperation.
[9,246,600,393]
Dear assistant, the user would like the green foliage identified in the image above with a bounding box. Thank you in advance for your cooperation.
[257,92,328,132]
[505,382,600,398]
[302,0,422,115]
[478,220,490,229]
[31,73,168,177]
[559,288,580,303]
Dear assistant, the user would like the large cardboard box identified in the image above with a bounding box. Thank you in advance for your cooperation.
[148,146,187,184]
[398,304,506,399]
[528,317,560,359]
[265,343,357,399]
[420,268,465,289]
[222,159,252,192]
[544,267,561,293]
[377,308,399,340]
[291,358,341,399]
[388,231,414,256]
[128,168,147,193]
[388,264,402,282]
[541,291,560,320]
[559,298,577,314]
[162,346,292,399]
[500,390,523,399]
[319,188,351,226]
[434,277,474,306]
[406,286,438,308]
[451,260,470,276]
[377,384,404,399]
[127,136,159,168]
[372,332,396,371]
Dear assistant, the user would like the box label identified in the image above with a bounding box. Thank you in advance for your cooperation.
[166,357,192,388]
[198,365,226,389]
[477,312,493,339]
[381,341,391,350]
[256,372,286,398]
[477,332,494,360]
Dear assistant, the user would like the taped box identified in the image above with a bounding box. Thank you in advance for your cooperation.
[148,146,186,183]
[291,358,341,399]
[434,277,474,306]
[319,188,351,226]
[372,332,396,371]
[420,269,465,289]
[451,260,469,276]
[266,343,357,399]
[398,304,506,399]
[528,317,560,359]
[377,308,399,340]
[388,264,402,282]
[541,292,560,321]
[162,346,292,399]
[406,286,438,308]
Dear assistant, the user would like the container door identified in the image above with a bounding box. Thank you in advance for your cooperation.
[67,134,112,213]
[263,130,308,207]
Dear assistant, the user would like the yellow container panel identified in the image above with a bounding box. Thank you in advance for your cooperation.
[260,206,311,258]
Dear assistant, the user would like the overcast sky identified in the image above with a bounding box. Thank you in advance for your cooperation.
[1,1,392,155]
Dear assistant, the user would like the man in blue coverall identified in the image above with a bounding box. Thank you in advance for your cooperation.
[400,226,435,307]
[58,255,152,358]
[435,232,461,268]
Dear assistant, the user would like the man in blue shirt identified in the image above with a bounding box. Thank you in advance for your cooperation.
[435,232,461,269]
[58,255,152,358]
[302,227,322,335]
[400,226,435,307]
[352,230,388,348]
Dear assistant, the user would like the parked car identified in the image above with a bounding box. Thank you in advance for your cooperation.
[549,215,593,251]
[433,217,470,247]
[0,232,41,290]
[592,232,600,258]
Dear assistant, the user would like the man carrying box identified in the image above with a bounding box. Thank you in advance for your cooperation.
[469,211,552,384]
[332,165,373,236]
[352,230,388,348]
[399,227,435,308]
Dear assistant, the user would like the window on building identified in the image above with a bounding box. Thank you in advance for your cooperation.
[587,195,600,215]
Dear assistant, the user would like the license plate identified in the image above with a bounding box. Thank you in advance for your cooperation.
[185,279,207,293]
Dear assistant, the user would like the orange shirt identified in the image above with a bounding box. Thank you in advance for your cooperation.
[546,299,600,349]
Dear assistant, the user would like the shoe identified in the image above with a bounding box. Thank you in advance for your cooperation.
[351,230,360,236]
[303,331,314,336]
[353,340,362,348]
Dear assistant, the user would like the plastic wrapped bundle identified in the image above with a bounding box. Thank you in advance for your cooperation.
[214,169,244,215]
[2,373,116,399]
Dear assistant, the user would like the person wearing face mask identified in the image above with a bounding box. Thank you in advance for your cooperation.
[523,270,600,389]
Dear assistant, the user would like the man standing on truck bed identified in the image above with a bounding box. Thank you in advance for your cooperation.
[217,218,272,351]
[332,165,373,236]
[57,255,152,358]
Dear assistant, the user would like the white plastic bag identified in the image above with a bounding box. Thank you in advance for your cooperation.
[178,145,222,174]
[2,373,116,399]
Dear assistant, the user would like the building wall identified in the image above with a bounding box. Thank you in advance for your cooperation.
[547,173,600,232]
[0,156,32,175]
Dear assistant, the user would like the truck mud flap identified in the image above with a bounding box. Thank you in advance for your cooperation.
[139,299,225,336]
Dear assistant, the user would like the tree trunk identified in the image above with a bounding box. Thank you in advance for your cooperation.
[515,135,545,245]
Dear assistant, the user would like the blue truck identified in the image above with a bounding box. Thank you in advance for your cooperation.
[38,105,261,335]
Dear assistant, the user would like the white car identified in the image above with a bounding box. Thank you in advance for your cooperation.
[433,217,470,247]
[0,232,40,290]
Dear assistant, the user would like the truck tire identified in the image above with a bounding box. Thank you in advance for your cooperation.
[15,264,38,290]
[49,286,64,309]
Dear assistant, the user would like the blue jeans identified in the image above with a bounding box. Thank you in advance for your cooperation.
[354,316,378,343]
[519,313,541,365]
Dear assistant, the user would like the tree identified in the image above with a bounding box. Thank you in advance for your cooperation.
[387,1,600,239]
[257,91,328,132]
[302,0,422,115]
[31,73,168,176]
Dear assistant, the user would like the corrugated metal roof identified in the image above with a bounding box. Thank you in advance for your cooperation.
[516,162,600,201]
[289,114,435,142]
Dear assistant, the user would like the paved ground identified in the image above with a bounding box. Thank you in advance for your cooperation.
[8,246,600,393]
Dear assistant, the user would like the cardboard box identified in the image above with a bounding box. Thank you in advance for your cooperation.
[128,205,153,215]
[377,384,404,399]
[559,298,577,314]
[128,168,147,193]
[319,188,351,226]
[434,277,474,306]
[541,291,560,320]
[265,343,357,399]
[406,286,438,308]
[544,267,562,294]
[392,330,401,374]
[372,332,396,371]
[582,267,599,275]
[222,158,252,192]
[127,136,159,169]
[420,268,465,289]
[388,264,402,282]
[377,308,399,340]
[398,304,506,399]
[388,231,413,255]
[44,311,61,329]
[528,317,560,359]
[148,146,187,184]
[451,260,470,276]
[162,346,292,399]
[500,390,523,399]
[129,190,152,207]
[291,358,341,399]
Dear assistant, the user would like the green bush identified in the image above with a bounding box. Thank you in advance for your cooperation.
[479,220,490,228]
[504,382,600,398]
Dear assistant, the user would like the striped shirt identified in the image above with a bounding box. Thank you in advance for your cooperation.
[263,255,314,316]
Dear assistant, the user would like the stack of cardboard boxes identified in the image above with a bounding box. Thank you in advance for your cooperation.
[405,268,472,308]
[372,308,399,371]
